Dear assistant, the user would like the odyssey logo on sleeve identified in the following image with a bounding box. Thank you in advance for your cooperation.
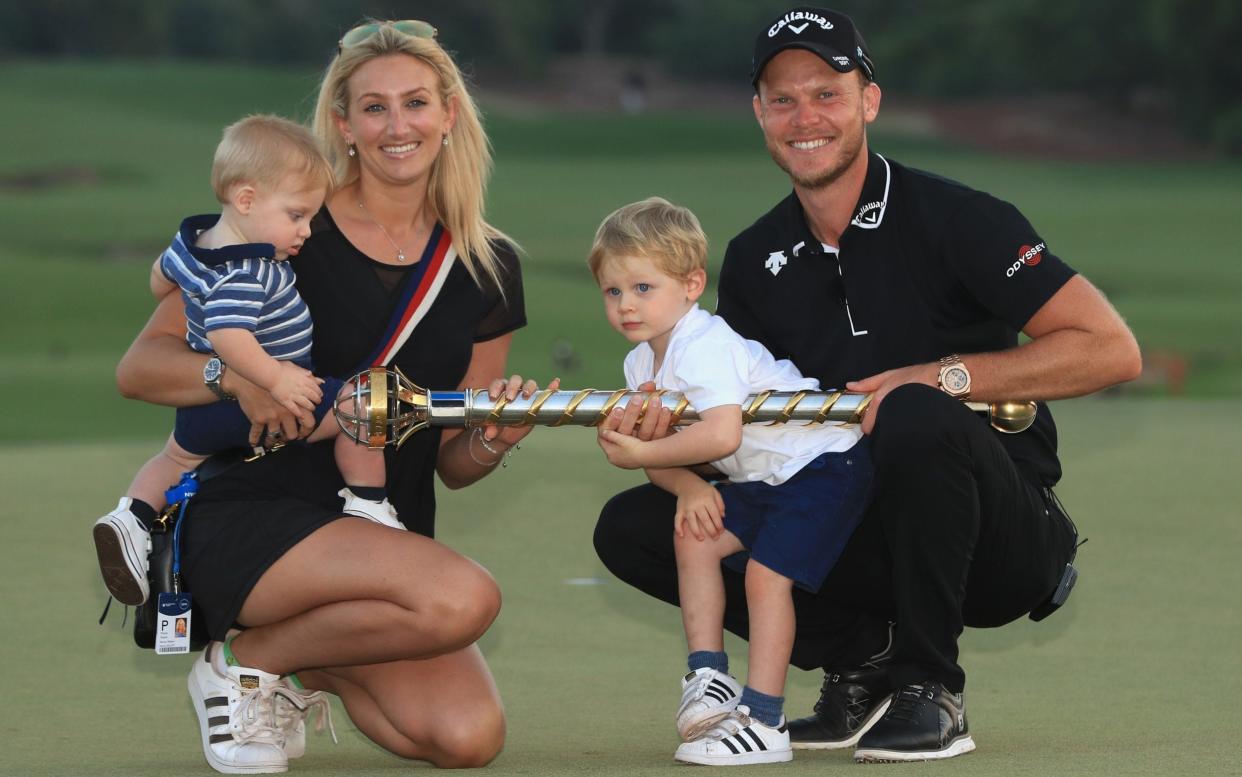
[1005,242,1045,278]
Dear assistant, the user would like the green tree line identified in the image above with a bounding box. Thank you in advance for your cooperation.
[3,0,1238,150]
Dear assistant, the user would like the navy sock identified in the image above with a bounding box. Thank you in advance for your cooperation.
[349,485,387,501]
[688,650,729,674]
[127,498,157,531]
[739,686,784,727]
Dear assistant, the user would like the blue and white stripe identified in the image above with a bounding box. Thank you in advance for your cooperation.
[161,215,313,367]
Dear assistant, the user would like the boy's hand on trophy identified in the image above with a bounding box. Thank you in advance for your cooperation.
[608,381,673,442]
[597,423,650,469]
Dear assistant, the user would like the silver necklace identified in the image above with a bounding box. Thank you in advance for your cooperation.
[356,199,410,262]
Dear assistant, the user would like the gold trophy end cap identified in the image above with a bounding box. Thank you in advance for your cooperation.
[990,400,1038,433]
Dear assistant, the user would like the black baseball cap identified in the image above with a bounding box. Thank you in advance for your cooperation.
[751,7,875,87]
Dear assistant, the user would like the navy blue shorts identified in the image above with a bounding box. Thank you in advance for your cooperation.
[721,437,873,592]
[174,376,343,456]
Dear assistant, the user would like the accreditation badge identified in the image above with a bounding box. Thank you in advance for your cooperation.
[155,592,193,655]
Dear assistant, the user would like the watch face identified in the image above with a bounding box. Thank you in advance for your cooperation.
[204,358,223,382]
[943,366,970,393]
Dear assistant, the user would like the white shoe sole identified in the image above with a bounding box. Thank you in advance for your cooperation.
[342,508,403,530]
[188,667,288,774]
[675,747,793,766]
[790,696,891,750]
[92,519,148,606]
[854,733,976,762]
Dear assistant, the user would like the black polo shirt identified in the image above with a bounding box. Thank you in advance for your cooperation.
[716,152,1076,486]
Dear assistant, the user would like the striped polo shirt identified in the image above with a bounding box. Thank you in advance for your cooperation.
[160,214,313,367]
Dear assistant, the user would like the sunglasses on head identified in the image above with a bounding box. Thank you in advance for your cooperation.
[338,20,437,53]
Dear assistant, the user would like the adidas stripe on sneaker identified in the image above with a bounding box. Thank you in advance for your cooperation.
[675,705,793,765]
[188,643,288,774]
[677,668,742,742]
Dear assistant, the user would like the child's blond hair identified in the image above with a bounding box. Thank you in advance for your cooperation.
[211,114,335,203]
[588,197,708,281]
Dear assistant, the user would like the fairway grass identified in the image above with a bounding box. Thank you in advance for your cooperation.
[2,398,1239,776]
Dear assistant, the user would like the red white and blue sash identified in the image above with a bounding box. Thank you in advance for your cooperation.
[360,223,457,369]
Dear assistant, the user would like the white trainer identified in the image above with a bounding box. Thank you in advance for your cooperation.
[273,680,336,759]
[677,668,742,741]
[187,644,288,774]
[338,488,404,529]
[675,705,793,766]
[92,497,151,605]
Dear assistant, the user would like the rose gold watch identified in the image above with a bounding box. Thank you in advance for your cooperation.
[937,354,971,399]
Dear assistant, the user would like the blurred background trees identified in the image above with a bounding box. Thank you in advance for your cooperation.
[1,0,1238,151]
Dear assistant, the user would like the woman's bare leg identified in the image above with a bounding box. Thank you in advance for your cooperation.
[298,646,505,768]
[229,518,501,674]
[212,518,505,765]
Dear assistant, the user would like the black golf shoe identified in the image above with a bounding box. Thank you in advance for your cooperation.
[853,681,975,762]
[787,661,893,750]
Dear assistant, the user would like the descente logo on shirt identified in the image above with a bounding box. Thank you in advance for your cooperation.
[769,11,833,37]
[765,251,788,276]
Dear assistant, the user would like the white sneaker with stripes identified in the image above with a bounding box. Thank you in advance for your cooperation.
[187,644,288,774]
[675,705,793,766]
[677,668,742,741]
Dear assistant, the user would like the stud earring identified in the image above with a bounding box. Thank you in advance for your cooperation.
[347,144,357,157]
[441,135,449,147]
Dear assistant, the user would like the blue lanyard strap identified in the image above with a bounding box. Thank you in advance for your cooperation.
[163,472,200,587]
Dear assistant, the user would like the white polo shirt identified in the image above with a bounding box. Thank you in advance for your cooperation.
[623,305,861,485]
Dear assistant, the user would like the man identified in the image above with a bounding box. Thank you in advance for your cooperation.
[593,6,1141,763]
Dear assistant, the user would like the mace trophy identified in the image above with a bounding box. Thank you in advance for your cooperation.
[333,367,1038,450]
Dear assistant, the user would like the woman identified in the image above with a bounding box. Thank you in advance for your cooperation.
[118,21,540,771]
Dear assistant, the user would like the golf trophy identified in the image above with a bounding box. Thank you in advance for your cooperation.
[333,367,1038,449]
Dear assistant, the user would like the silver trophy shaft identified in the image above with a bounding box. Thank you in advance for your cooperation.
[426,388,876,429]
[334,368,1037,450]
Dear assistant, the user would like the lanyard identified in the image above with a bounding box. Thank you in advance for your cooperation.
[163,472,199,593]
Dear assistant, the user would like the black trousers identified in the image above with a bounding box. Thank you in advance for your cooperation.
[593,384,1077,693]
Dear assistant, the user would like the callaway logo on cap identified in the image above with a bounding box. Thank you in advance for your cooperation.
[751,6,875,86]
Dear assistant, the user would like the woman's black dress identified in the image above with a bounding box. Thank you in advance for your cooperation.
[180,209,525,639]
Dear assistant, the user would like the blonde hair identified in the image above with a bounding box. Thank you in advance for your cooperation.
[588,197,708,282]
[312,23,513,288]
[211,114,334,203]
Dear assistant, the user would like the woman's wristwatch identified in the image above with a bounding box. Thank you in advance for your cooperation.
[204,357,236,401]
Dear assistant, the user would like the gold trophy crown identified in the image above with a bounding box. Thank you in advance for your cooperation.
[334,367,1038,449]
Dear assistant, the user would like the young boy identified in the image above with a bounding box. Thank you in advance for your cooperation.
[93,115,400,608]
[590,198,873,766]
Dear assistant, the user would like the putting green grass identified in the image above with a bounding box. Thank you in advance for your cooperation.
[1,398,1238,775]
